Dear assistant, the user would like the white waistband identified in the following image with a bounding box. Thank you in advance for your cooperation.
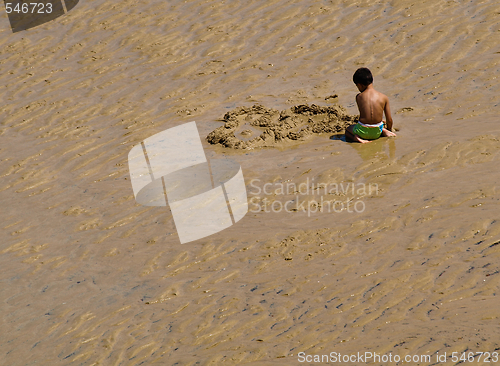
[358,121,383,128]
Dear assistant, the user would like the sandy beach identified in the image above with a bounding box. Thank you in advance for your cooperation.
[1,0,500,364]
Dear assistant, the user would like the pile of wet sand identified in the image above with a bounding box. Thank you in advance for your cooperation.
[207,104,358,149]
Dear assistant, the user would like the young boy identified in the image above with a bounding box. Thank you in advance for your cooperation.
[345,68,397,143]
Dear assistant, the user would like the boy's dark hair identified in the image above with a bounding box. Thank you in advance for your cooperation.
[353,68,373,86]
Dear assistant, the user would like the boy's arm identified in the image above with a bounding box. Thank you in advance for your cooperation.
[355,93,361,108]
[355,93,363,118]
[384,97,394,131]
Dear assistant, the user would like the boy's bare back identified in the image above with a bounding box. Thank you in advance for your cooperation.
[356,85,393,131]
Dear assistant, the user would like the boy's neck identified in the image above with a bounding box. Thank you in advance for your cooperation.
[358,83,373,92]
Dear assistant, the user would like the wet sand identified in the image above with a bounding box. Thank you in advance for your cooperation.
[1,0,500,364]
[207,103,357,149]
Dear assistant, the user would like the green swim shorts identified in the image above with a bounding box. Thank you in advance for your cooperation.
[353,122,383,140]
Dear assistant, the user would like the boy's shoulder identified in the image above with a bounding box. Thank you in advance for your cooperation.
[377,89,388,98]
[356,87,386,99]
[372,88,389,103]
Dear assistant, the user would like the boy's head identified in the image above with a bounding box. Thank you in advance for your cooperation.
[353,68,373,87]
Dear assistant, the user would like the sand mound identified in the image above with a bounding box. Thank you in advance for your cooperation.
[207,104,358,149]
